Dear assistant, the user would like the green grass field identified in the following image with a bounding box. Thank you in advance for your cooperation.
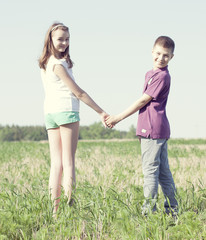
[0,139,206,239]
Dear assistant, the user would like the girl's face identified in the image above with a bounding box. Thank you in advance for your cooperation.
[52,29,70,54]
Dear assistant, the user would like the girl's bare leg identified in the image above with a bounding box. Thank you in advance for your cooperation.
[48,128,63,214]
[60,122,79,202]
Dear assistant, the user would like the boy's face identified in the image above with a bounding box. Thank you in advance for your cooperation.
[152,44,174,70]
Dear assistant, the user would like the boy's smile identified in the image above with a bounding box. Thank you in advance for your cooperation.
[152,44,174,70]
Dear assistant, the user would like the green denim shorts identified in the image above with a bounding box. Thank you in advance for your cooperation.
[45,111,80,130]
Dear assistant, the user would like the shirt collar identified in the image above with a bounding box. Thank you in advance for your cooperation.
[152,66,168,74]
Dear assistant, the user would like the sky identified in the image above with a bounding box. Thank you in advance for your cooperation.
[0,0,206,138]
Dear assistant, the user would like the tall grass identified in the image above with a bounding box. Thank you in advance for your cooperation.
[0,139,206,239]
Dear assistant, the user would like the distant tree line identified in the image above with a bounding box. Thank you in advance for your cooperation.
[0,123,136,141]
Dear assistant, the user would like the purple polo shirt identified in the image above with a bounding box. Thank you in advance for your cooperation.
[136,66,171,139]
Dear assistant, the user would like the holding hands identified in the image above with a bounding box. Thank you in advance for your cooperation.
[105,115,120,128]
[99,111,119,129]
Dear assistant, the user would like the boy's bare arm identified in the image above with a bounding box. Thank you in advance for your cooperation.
[106,94,152,127]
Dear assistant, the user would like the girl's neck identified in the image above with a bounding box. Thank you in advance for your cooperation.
[55,53,62,59]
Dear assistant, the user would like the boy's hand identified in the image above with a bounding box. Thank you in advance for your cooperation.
[105,115,119,128]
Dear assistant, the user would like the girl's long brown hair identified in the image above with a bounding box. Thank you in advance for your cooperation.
[38,23,73,70]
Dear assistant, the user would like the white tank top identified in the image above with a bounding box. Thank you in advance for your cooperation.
[41,56,79,114]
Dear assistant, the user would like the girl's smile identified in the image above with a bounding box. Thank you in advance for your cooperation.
[52,29,70,54]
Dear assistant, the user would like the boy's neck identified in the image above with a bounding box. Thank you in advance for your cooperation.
[153,65,168,70]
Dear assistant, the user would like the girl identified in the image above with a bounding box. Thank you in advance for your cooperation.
[39,22,108,215]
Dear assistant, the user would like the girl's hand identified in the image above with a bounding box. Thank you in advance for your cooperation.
[100,112,110,128]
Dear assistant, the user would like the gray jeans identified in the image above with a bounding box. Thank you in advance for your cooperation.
[141,138,178,214]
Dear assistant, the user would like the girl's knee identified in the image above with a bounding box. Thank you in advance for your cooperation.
[51,162,63,171]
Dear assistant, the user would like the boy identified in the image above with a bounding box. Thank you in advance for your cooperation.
[106,36,178,215]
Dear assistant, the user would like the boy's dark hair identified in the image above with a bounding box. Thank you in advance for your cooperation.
[154,36,175,53]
